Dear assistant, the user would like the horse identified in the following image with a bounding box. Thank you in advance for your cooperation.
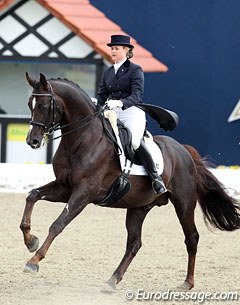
[20,72,240,290]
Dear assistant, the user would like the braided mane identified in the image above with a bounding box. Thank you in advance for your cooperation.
[48,77,91,101]
[49,77,81,89]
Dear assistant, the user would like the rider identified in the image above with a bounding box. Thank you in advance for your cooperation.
[93,34,166,195]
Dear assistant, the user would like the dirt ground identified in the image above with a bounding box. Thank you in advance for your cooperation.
[0,192,240,305]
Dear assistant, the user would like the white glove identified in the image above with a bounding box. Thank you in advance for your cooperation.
[91,97,98,105]
[106,99,123,109]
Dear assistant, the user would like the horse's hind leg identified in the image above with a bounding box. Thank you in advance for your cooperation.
[108,206,150,289]
[20,181,71,254]
[172,196,199,290]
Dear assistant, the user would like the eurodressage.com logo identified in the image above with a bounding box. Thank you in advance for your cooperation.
[124,289,239,303]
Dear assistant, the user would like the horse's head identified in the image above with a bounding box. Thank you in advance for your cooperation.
[26,72,63,149]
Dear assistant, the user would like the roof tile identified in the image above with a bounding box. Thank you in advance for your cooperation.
[66,16,121,31]
[0,0,15,10]
[41,2,104,17]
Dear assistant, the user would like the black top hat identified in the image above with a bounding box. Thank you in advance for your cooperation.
[107,35,134,49]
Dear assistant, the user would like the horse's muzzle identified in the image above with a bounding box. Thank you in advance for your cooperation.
[28,138,41,149]
[26,131,43,149]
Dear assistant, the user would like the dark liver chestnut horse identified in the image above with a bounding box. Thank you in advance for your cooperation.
[20,73,240,290]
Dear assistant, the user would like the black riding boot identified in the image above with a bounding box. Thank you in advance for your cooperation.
[135,141,166,195]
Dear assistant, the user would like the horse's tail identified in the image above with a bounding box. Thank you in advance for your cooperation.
[184,144,240,231]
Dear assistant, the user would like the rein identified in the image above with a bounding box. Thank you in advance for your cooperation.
[30,81,106,141]
[50,108,104,141]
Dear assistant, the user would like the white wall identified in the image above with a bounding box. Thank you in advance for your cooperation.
[0,163,239,199]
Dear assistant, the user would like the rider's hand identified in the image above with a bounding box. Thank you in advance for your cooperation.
[106,99,123,109]
[91,97,98,105]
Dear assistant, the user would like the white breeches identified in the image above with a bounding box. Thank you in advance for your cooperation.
[114,106,146,149]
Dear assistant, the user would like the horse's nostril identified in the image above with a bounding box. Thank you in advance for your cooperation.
[31,138,40,148]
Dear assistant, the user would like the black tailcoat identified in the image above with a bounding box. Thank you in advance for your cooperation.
[96,59,144,109]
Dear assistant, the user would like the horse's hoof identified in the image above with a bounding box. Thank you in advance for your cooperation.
[106,276,117,290]
[181,280,194,290]
[27,235,39,253]
[23,262,39,273]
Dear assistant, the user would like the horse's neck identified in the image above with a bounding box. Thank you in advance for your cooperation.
[56,85,94,123]
[55,86,102,145]
[62,102,93,124]
[54,85,116,166]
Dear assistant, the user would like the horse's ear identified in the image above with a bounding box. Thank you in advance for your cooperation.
[39,73,48,90]
[26,72,36,87]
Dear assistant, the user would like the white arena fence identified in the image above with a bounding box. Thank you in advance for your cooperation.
[0,163,239,199]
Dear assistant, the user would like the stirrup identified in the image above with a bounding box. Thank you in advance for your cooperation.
[152,179,166,195]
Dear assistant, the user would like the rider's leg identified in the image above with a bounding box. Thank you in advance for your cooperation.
[117,106,166,195]
[116,106,146,150]
[135,140,166,194]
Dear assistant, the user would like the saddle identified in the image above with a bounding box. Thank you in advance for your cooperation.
[115,120,142,165]
[100,109,138,163]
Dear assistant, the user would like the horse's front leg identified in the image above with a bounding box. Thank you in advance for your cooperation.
[23,191,88,273]
[108,206,150,289]
[20,181,71,253]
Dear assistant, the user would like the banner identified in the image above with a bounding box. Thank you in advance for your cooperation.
[6,123,47,163]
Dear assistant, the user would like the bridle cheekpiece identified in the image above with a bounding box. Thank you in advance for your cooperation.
[30,81,61,136]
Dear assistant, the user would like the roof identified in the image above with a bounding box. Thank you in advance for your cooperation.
[0,0,168,73]
[0,0,15,11]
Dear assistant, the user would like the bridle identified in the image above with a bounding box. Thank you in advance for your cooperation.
[30,81,61,136]
[30,81,105,141]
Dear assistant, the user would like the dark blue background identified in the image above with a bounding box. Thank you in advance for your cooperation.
[91,0,240,165]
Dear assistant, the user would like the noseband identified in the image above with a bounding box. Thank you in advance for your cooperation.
[30,81,61,135]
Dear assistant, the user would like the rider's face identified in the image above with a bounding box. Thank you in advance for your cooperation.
[110,46,128,63]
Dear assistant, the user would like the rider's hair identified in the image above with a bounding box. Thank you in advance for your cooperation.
[126,48,134,59]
